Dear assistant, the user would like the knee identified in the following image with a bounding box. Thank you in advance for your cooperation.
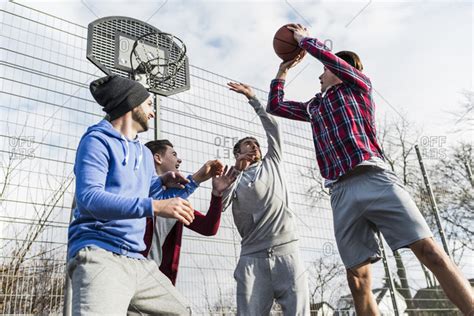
[417,241,450,269]
[347,270,371,294]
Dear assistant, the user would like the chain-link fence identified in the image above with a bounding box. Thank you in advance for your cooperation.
[0,1,472,315]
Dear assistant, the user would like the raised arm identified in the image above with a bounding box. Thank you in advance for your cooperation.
[219,166,240,212]
[267,79,314,123]
[186,165,237,235]
[222,176,238,212]
[266,56,316,122]
[186,195,222,236]
[228,82,283,161]
[288,24,372,92]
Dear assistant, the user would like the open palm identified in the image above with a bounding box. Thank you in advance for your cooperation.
[227,82,255,99]
[212,166,238,196]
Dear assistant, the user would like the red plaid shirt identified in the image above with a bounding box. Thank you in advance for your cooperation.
[267,37,384,180]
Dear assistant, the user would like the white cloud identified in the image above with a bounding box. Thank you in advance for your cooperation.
[14,0,473,145]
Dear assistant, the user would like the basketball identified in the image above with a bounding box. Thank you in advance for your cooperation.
[273,24,306,61]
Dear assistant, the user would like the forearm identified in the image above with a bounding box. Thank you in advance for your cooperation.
[249,97,282,159]
[267,79,288,116]
[275,68,289,80]
[299,37,371,91]
[152,175,199,200]
[267,79,311,122]
[186,194,222,235]
[76,188,153,220]
[221,179,238,211]
[249,97,279,133]
[75,136,153,220]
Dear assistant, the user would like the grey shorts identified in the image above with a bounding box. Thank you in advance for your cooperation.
[330,167,433,269]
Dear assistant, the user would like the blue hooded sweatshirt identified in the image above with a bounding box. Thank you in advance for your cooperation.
[68,120,198,260]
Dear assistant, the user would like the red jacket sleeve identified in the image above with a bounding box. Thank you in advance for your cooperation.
[185,194,222,236]
[299,37,372,92]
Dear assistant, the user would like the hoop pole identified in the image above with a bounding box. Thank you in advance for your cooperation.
[153,93,160,140]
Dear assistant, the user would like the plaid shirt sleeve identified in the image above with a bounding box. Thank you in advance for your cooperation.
[266,79,313,122]
[299,37,372,93]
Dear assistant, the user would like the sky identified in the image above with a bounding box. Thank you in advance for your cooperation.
[11,0,472,147]
[16,0,473,147]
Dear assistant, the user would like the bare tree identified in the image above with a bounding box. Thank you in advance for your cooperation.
[377,114,428,308]
[1,127,74,313]
[308,256,345,307]
[1,248,65,314]
[450,90,473,134]
[301,164,330,203]
[210,288,236,316]
[428,142,473,265]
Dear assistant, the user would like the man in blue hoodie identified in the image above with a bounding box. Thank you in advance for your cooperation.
[67,75,217,315]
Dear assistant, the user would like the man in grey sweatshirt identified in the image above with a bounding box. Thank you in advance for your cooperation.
[224,82,309,316]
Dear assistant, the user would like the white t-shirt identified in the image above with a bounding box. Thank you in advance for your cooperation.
[324,156,389,188]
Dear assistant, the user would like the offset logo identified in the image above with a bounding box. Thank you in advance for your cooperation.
[214,136,239,159]
[322,241,337,256]
[9,136,35,160]
[419,136,447,160]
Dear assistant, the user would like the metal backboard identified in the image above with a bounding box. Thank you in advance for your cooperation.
[87,16,190,96]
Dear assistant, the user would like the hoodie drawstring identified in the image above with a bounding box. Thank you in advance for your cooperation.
[248,161,263,187]
[135,142,143,171]
[121,135,130,166]
[120,135,143,171]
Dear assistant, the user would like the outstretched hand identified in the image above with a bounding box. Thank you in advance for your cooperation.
[274,23,308,80]
[286,23,309,43]
[161,171,190,189]
[276,54,303,80]
[227,82,256,100]
[279,54,303,73]
[212,166,239,196]
[192,160,225,184]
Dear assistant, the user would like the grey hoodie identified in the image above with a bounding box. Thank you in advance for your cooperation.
[223,98,297,256]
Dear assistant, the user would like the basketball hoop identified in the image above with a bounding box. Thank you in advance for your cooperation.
[129,32,187,90]
[87,16,190,96]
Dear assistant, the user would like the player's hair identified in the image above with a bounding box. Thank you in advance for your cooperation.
[336,51,363,71]
[145,139,174,155]
[233,137,260,157]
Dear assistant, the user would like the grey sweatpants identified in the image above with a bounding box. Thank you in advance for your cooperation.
[234,241,310,316]
[67,246,191,315]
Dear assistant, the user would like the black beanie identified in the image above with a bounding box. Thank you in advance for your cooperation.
[89,74,150,121]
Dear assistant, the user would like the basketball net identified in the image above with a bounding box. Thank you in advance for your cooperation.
[130,32,187,90]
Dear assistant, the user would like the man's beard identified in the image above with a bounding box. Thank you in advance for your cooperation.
[132,107,149,132]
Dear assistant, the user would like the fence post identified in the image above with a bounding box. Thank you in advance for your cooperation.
[63,200,75,316]
[464,161,473,188]
[414,144,451,258]
[378,232,400,316]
